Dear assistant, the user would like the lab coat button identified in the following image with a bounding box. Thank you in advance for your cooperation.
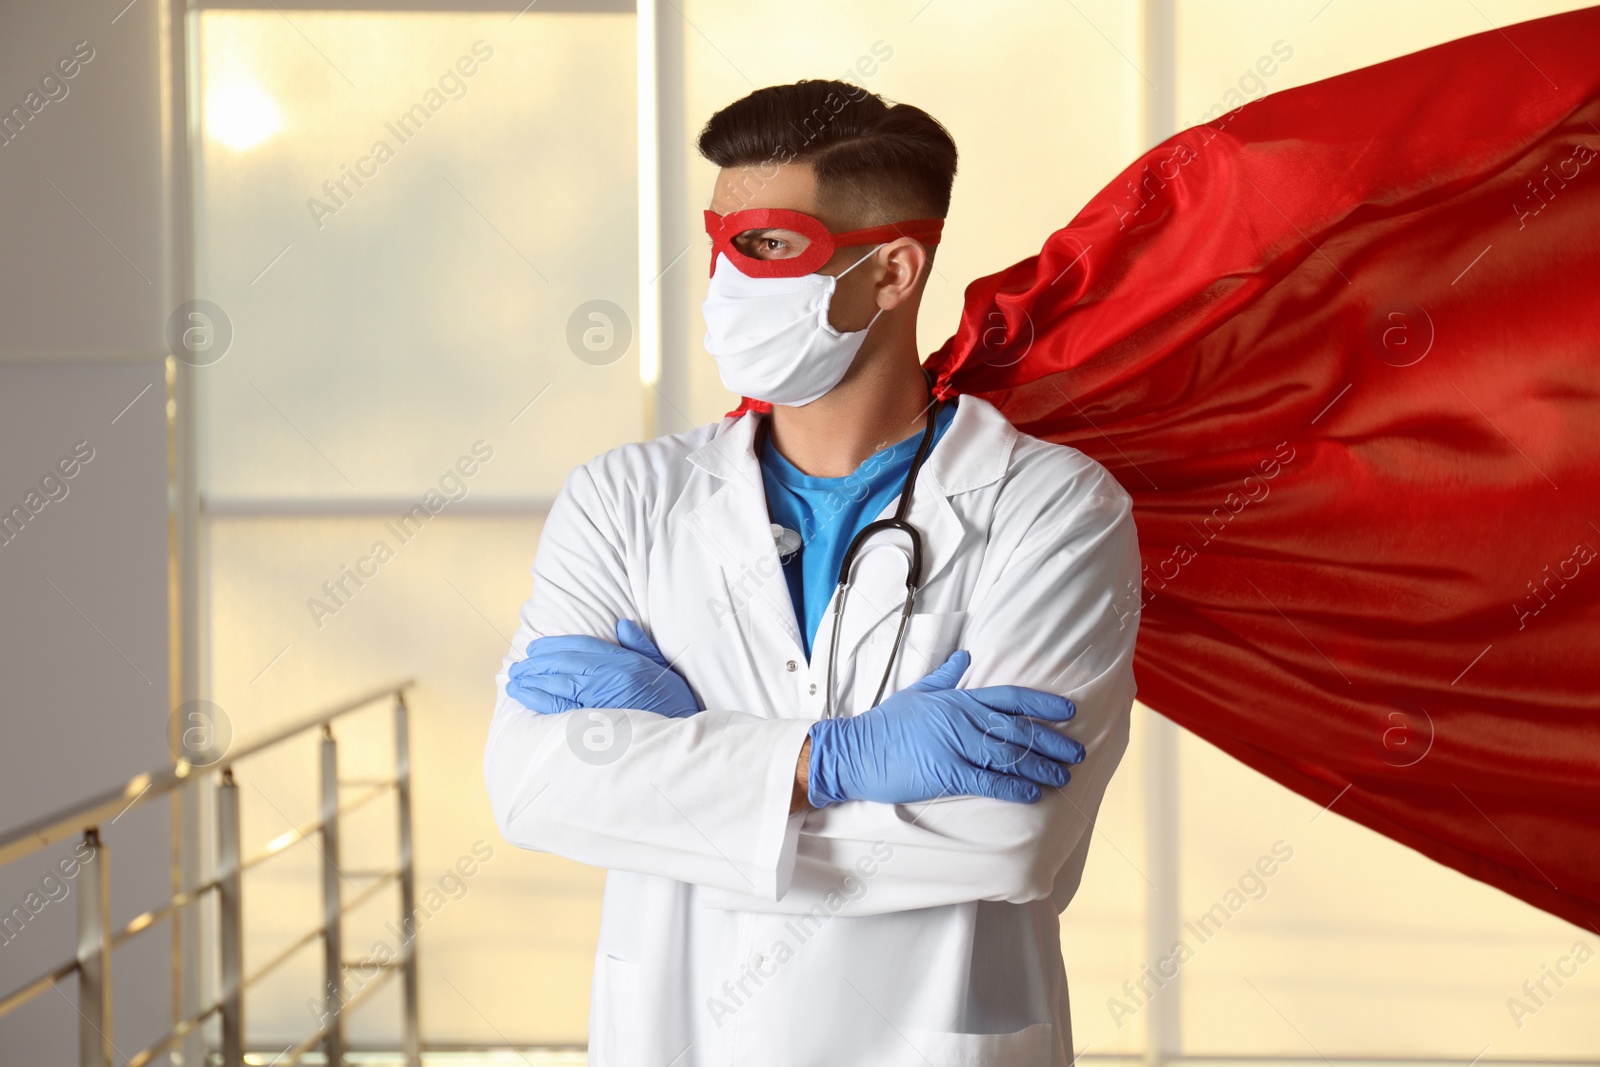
[785,660,797,672]
[808,683,817,695]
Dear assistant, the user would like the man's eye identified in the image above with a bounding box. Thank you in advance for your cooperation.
[732,231,807,260]
[735,236,786,258]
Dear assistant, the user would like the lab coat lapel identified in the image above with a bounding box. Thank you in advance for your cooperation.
[682,414,805,651]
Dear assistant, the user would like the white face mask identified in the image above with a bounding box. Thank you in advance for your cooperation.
[701,245,884,407]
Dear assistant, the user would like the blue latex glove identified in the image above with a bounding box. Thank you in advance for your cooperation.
[806,650,1083,807]
[506,620,700,718]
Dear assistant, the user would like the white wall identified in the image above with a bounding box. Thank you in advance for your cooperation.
[0,0,175,1060]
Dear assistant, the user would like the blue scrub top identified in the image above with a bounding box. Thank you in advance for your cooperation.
[757,401,958,658]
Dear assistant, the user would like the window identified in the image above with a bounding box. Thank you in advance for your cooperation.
[196,8,637,1043]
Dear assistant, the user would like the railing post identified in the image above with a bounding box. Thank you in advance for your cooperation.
[174,775,207,1067]
[321,724,345,1067]
[76,828,112,1067]
[217,769,244,1067]
[395,692,422,1067]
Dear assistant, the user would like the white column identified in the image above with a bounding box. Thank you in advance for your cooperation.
[637,0,690,439]
[164,2,208,1064]
[1140,5,1181,1062]
[1142,709,1182,1063]
[637,0,661,436]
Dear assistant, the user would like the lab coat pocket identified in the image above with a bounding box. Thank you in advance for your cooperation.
[901,1021,1054,1066]
[853,610,967,710]
[591,953,639,1067]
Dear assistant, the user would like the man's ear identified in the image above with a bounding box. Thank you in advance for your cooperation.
[875,237,931,310]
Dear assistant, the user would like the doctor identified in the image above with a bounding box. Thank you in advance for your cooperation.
[485,80,1140,1066]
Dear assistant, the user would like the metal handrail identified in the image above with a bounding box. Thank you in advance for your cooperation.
[110,878,221,949]
[237,779,393,873]
[0,768,190,869]
[223,681,415,767]
[238,869,398,996]
[0,956,81,1019]
[0,680,407,869]
[125,1000,220,1067]
[0,680,419,1067]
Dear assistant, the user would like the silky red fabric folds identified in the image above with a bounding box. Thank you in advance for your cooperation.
[921,8,1600,929]
[732,8,1600,927]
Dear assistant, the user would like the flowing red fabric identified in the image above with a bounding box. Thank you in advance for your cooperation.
[930,8,1600,930]
[736,7,1600,929]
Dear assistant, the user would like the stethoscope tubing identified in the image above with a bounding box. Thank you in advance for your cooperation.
[821,386,945,719]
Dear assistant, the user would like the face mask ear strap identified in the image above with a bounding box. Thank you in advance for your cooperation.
[836,242,886,279]
[835,245,887,336]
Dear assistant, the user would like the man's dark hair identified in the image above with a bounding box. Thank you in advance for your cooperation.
[696,80,958,228]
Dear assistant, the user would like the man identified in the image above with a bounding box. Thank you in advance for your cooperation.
[484,79,1139,1065]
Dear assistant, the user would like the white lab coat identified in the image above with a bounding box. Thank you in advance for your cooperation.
[484,394,1140,1066]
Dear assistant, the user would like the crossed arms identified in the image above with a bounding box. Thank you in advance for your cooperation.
[483,455,1140,916]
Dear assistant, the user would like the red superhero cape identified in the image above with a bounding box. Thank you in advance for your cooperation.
[735,6,1600,930]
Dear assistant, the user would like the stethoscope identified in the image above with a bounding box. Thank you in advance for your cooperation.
[758,372,945,719]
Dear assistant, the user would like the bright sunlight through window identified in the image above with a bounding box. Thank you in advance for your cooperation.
[204,81,283,151]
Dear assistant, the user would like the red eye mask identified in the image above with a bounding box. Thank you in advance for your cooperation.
[703,208,945,278]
